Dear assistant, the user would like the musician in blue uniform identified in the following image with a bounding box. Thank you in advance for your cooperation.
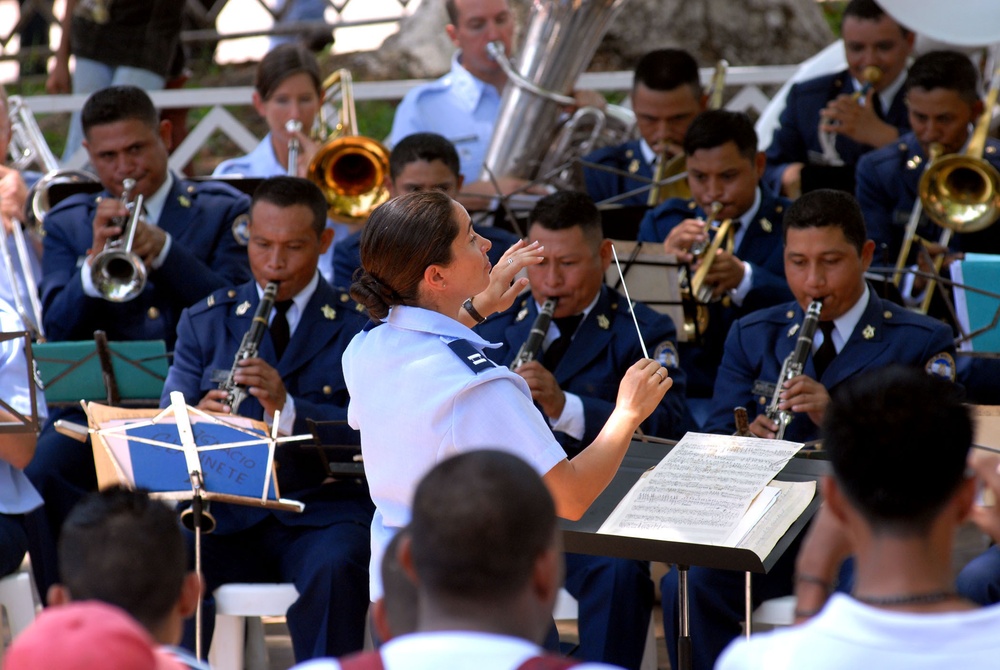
[583,49,704,207]
[763,0,913,198]
[476,190,693,669]
[332,132,518,288]
[162,176,372,662]
[856,50,1000,273]
[25,85,252,598]
[638,110,793,406]
[662,189,957,670]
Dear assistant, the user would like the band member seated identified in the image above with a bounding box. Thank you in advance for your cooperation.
[856,50,1000,283]
[26,85,251,599]
[638,110,793,409]
[583,49,705,208]
[763,0,913,198]
[331,132,518,288]
[719,366,1000,670]
[661,189,956,670]
[475,189,693,668]
[161,176,373,662]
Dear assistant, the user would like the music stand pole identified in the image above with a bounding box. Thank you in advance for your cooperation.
[677,564,691,670]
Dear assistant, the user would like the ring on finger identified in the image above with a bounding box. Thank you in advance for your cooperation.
[507,257,514,265]
[654,368,666,380]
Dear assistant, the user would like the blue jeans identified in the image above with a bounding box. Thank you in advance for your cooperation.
[62,57,166,164]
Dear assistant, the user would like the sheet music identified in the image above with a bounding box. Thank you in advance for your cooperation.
[738,479,816,559]
[598,432,803,546]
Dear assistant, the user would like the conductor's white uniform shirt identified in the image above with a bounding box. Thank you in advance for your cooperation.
[342,305,566,600]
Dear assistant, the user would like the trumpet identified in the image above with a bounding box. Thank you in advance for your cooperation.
[90,179,147,303]
[685,201,735,304]
[285,119,302,177]
[817,65,882,167]
[764,300,822,440]
[648,60,728,206]
[218,281,279,414]
[510,298,558,369]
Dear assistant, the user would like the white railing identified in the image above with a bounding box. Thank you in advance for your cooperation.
[22,64,800,173]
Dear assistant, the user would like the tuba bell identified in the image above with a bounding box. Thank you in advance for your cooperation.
[306,69,390,224]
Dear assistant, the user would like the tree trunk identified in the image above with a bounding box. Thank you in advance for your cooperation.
[356,0,834,79]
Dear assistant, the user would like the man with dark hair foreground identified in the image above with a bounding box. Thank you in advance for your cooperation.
[718,365,1000,669]
[295,450,622,670]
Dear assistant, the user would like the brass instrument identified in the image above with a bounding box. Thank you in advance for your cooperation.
[817,65,882,166]
[218,281,279,414]
[90,179,147,303]
[307,69,390,223]
[285,119,302,177]
[765,300,822,440]
[510,298,558,369]
[0,219,44,340]
[675,202,728,341]
[479,0,628,185]
[894,142,943,300]
[918,67,1000,235]
[7,95,99,227]
[648,60,729,206]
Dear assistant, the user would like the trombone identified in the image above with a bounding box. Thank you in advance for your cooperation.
[285,119,302,177]
[647,60,728,206]
[90,179,147,303]
[307,69,390,223]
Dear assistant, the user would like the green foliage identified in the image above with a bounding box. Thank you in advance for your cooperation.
[355,99,397,142]
[820,1,847,37]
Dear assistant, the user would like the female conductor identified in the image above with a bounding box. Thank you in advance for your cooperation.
[343,190,673,600]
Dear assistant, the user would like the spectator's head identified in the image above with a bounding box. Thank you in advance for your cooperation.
[822,365,972,535]
[5,601,183,670]
[372,528,419,642]
[51,487,199,646]
[840,0,914,94]
[81,86,171,199]
[388,133,463,198]
[782,189,874,322]
[526,191,609,319]
[248,176,332,302]
[354,191,491,320]
[904,50,983,156]
[403,450,560,643]
[682,110,764,222]
[631,49,705,156]
[253,43,323,154]
[445,0,515,87]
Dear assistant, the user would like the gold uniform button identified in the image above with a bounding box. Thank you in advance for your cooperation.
[227,290,237,298]
[147,307,160,320]
[322,385,333,395]
[340,294,349,302]
[759,396,767,405]
[884,310,893,319]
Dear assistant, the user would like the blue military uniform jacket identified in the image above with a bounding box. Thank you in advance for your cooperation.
[705,291,956,443]
[583,139,655,207]
[161,278,372,533]
[40,178,251,348]
[332,224,520,288]
[856,131,1000,266]
[475,285,696,455]
[763,70,910,195]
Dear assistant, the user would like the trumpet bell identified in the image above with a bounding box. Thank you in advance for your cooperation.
[919,154,1000,233]
[307,135,390,223]
[91,250,147,302]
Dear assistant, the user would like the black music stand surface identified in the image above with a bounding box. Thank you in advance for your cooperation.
[560,438,827,669]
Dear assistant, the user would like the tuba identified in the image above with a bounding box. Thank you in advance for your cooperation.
[647,60,729,206]
[90,179,147,303]
[479,0,628,186]
[307,69,390,224]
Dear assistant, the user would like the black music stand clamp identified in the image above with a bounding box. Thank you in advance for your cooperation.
[305,418,364,478]
[560,438,827,670]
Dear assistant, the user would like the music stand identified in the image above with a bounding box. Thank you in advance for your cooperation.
[603,241,690,341]
[0,330,39,435]
[560,438,826,670]
[305,419,364,477]
[82,393,308,660]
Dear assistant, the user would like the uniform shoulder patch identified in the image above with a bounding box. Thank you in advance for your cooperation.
[925,352,956,382]
[232,213,250,246]
[653,340,679,368]
[447,339,496,374]
[189,287,236,316]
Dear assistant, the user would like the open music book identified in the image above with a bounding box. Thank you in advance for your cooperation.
[598,432,816,561]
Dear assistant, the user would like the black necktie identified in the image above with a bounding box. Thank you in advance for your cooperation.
[543,314,583,372]
[269,300,294,360]
[813,321,837,378]
[870,90,885,121]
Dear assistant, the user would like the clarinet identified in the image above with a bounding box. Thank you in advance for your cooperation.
[765,300,822,439]
[220,281,279,414]
[510,298,558,369]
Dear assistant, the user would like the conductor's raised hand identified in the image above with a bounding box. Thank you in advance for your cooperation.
[615,358,671,424]
[474,239,544,315]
